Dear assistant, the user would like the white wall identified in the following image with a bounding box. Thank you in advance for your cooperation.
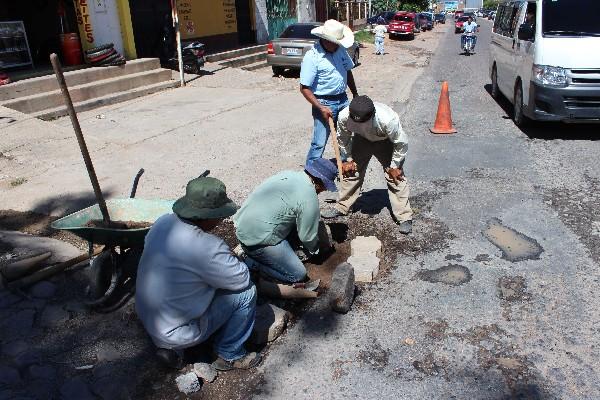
[89,0,124,54]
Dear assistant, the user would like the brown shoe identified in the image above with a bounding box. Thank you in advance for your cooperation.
[212,352,262,371]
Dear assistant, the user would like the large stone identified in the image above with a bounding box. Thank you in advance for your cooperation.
[175,372,202,394]
[350,236,382,257]
[39,305,70,328]
[14,351,41,369]
[0,231,81,265]
[92,375,130,400]
[328,262,355,313]
[249,303,290,345]
[2,309,36,339]
[29,281,57,299]
[60,377,96,400]
[347,254,380,283]
[193,362,218,383]
[2,340,28,358]
[28,364,57,381]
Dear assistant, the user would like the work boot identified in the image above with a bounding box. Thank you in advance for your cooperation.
[212,352,262,371]
[398,220,413,235]
[156,348,185,370]
[320,207,346,219]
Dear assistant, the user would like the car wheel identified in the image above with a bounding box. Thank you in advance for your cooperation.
[491,65,499,99]
[409,33,415,40]
[272,66,284,76]
[513,81,529,128]
[352,48,359,65]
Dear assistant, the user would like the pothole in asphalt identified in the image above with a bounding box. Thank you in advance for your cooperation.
[483,218,543,262]
[498,276,530,302]
[415,264,472,286]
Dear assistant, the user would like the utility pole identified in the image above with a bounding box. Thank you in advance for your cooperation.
[171,0,185,87]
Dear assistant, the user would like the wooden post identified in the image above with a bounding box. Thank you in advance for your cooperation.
[171,0,185,87]
[328,117,344,183]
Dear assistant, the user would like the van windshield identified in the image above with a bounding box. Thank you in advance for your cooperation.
[543,0,600,36]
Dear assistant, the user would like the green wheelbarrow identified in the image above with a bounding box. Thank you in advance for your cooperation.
[51,169,208,312]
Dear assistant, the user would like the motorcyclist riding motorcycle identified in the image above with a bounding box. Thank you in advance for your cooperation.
[461,16,479,54]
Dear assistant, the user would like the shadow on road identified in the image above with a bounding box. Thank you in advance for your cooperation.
[483,84,600,141]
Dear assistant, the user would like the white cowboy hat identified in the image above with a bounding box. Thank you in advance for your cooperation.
[311,20,354,49]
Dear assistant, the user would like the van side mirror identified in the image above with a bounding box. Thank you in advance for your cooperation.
[518,23,534,41]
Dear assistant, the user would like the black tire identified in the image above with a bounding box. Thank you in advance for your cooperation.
[352,48,359,65]
[272,66,284,76]
[491,65,500,99]
[87,250,114,300]
[409,33,415,40]
[97,52,121,65]
[513,82,529,128]
[105,57,126,67]
[88,48,117,63]
[85,43,114,55]
[86,47,115,60]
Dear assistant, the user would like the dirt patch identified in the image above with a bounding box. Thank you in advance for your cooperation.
[425,319,450,340]
[412,353,447,377]
[83,220,152,229]
[415,264,472,286]
[444,253,463,261]
[474,253,491,262]
[498,276,530,302]
[356,340,390,372]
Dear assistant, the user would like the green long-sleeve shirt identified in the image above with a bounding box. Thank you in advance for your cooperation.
[233,171,320,254]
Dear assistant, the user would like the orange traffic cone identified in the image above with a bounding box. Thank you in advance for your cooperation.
[430,81,457,134]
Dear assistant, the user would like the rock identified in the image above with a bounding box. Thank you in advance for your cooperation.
[39,305,70,328]
[350,236,382,257]
[0,231,81,265]
[60,377,96,400]
[29,379,58,400]
[0,291,22,308]
[2,309,36,339]
[347,254,380,283]
[14,351,41,369]
[249,303,290,345]
[175,372,202,394]
[96,343,121,363]
[92,376,130,400]
[328,262,355,313]
[2,340,28,358]
[28,364,57,381]
[404,338,416,346]
[29,281,57,299]
[0,365,21,385]
[317,221,333,251]
[193,363,218,383]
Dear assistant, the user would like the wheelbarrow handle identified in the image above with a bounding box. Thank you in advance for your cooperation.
[130,168,145,198]
[199,170,210,178]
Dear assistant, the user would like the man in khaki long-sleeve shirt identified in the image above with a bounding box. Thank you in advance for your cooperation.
[321,95,413,234]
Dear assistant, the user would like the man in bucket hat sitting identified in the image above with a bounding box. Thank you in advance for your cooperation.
[300,19,359,164]
[321,95,414,234]
[233,158,337,283]
[135,176,261,371]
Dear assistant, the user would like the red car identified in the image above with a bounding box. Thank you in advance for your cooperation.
[388,12,419,40]
[455,16,470,33]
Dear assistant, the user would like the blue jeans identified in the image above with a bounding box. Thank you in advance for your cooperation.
[194,284,256,361]
[242,239,307,283]
[375,36,384,54]
[306,94,349,164]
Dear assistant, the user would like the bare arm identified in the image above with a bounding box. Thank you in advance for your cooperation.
[300,85,332,120]
[347,70,358,97]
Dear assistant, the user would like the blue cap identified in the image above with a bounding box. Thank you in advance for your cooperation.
[305,158,338,192]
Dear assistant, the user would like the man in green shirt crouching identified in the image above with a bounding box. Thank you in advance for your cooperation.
[233,158,337,283]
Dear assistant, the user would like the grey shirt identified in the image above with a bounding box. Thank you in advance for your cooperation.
[135,213,249,348]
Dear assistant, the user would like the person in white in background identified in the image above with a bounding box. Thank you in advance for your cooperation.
[373,17,387,55]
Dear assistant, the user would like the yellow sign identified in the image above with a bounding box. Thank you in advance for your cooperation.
[73,0,95,49]
[176,0,238,39]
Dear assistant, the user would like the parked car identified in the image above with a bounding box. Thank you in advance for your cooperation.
[419,13,434,30]
[455,16,470,33]
[266,22,360,76]
[367,11,397,26]
[388,12,419,40]
[454,10,464,19]
[434,13,446,24]
[490,0,600,126]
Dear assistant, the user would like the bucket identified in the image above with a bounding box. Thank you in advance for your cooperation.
[60,33,83,66]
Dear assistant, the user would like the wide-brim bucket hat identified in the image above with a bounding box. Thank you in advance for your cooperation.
[305,158,338,192]
[172,177,238,220]
[311,20,355,49]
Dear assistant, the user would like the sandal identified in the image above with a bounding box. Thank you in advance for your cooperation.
[212,352,262,371]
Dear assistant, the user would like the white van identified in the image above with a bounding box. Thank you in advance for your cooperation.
[489,0,600,126]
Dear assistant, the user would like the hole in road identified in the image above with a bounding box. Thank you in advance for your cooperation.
[416,264,472,286]
[483,218,543,262]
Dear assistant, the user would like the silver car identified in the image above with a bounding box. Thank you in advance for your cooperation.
[266,22,360,76]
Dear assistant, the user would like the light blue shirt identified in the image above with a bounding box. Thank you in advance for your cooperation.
[233,171,320,254]
[135,213,250,348]
[299,41,354,96]
[463,21,478,33]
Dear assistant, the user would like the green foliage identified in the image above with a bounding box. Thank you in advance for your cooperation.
[371,0,398,13]
[483,0,500,10]
[371,0,430,14]
[354,30,375,43]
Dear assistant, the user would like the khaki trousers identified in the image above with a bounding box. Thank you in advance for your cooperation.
[336,136,413,223]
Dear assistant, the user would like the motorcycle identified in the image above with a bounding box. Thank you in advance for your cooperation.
[168,41,206,75]
[461,33,477,55]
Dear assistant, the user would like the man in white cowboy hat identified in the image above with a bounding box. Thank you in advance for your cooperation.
[321,95,414,234]
[135,176,261,371]
[300,19,359,164]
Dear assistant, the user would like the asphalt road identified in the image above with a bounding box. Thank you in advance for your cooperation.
[256,20,600,399]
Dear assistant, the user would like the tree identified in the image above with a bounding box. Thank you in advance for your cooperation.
[371,0,429,14]
[483,0,500,10]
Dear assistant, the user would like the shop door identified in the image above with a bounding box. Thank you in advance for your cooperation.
[236,0,255,45]
[128,0,173,61]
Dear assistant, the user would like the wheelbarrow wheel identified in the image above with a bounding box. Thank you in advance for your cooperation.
[87,249,115,300]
